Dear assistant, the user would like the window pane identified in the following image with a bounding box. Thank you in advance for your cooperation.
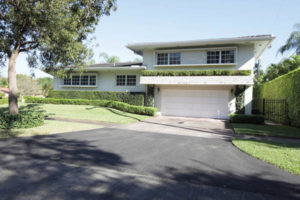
[157,53,168,65]
[221,50,235,63]
[116,75,126,86]
[80,75,89,85]
[169,53,181,64]
[89,75,96,85]
[63,77,71,85]
[72,75,80,85]
[127,75,136,86]
[207,51,220,64]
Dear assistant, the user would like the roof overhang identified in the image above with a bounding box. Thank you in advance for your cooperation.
[127,35,275,60]
[83,66,146,71]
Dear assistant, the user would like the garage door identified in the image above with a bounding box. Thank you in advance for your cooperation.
[161,88,230,119]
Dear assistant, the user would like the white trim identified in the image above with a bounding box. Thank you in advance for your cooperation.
[154,63,237,68]
[63,73,98,87]
[206,48,237,64]
[115,74,137,87]
[60,85,97,88]
[140,76,254,85]
[85,66,146,71]
[155,46,237,53]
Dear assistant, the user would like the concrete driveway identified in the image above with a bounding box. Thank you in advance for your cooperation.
[0,116,299,200]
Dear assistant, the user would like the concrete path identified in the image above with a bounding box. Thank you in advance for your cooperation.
[0,116,299,200]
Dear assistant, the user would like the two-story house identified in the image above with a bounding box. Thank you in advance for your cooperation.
[52,35,275,119]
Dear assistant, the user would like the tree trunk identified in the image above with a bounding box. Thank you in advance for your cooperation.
[8,49,19,115]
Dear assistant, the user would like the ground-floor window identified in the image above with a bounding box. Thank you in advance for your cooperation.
[116,75,136,86]
[63,74,96,86]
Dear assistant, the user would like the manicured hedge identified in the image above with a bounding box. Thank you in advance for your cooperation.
[142,70,251,76]
[0,111,44,129]
[230,114,264,124]
[25,96,157,116]
[48,90,145,106]
[254,68,300,127]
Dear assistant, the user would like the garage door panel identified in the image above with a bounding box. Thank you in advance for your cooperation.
[161,88,229,119]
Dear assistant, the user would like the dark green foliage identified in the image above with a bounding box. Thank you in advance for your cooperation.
[0,92,4,99]
[0,105,45,129]
[279,23,300,55]
[235,86,245,114]
[263,55,300,82]
[145,85,155,107]
[230,114,264,124]
[25,97,157,116]
[254,68,300,127]
[142,70,251,76]
[48,90,145,106]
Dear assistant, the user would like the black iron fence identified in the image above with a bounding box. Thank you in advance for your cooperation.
[252,98,289,124]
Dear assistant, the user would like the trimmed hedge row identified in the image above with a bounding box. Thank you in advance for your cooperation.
[230,114,264,124]
[254,68,300,127]
[25,96,157,116]
[0,111,44,129]
[142,70,251,76]
[48,90,145,106]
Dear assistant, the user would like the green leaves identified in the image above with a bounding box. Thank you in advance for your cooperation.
[141,70,251,76]
[0,0,117,68]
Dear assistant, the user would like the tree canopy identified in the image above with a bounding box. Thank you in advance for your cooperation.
[99,52,120,63]
[0,0,117,114]
[279,23,300,55]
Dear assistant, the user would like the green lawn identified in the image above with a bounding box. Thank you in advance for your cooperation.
[0,120,102,138]
[1,103,150,124]
[231,123,300,138]
[233,139,300,175]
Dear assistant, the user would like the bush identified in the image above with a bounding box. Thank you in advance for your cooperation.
[48,90,145,106]
[25,96,157,116]
[230,114,264,124]
[0,98,8,105]
[142,70,251,76]
[0,111,45,129]
[254,68,300,127]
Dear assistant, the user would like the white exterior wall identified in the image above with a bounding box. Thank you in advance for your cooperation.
[142,44,255,71]
[53,71,146,92]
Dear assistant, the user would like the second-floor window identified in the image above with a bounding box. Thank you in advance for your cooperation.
[207,50,235,64]
[63,74,96,86]
[157,52,181,65]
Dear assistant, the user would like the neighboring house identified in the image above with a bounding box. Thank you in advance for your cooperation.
[0,88,9,98]
[52,35,275,119]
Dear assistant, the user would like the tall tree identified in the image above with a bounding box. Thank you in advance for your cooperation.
[99,52,120,63]
[263,55,300,82]
[0,0,117,114]
[279,23,300,55]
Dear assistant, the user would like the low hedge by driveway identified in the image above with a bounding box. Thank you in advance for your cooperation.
[25,96,157,116]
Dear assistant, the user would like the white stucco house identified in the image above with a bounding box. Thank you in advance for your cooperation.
[52,35,275,119]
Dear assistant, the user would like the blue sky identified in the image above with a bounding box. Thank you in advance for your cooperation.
[1,0,300,78]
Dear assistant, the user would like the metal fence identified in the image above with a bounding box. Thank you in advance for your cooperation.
[252,98,289,124]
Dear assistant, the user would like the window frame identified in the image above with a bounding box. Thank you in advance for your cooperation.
[156,52,181,65]
[62,73,97,87]
[206,49,236,64]
[116,75,137,86]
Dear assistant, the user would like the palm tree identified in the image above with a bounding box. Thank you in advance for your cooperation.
[99,52,120,63]
[279,23,300,55]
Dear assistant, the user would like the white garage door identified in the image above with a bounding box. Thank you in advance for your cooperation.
[161,88,230,119]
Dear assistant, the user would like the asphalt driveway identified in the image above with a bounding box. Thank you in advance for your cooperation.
[0,116,299,200]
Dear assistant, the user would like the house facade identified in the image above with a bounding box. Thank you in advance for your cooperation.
[52,35,275,119]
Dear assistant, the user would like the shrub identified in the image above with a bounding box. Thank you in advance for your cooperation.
[0,98,8,105]
[0,92,4,99]
[254,68,300,127]
[230,114,264,124]
[0,110,45,129]
[142,70,251,76]
[25,96,157,116]
[48,90,145,106]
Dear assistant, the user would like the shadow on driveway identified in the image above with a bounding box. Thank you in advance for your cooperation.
[0,128,299,199]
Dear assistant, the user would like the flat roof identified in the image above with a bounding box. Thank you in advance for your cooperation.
[127,35,275,59]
